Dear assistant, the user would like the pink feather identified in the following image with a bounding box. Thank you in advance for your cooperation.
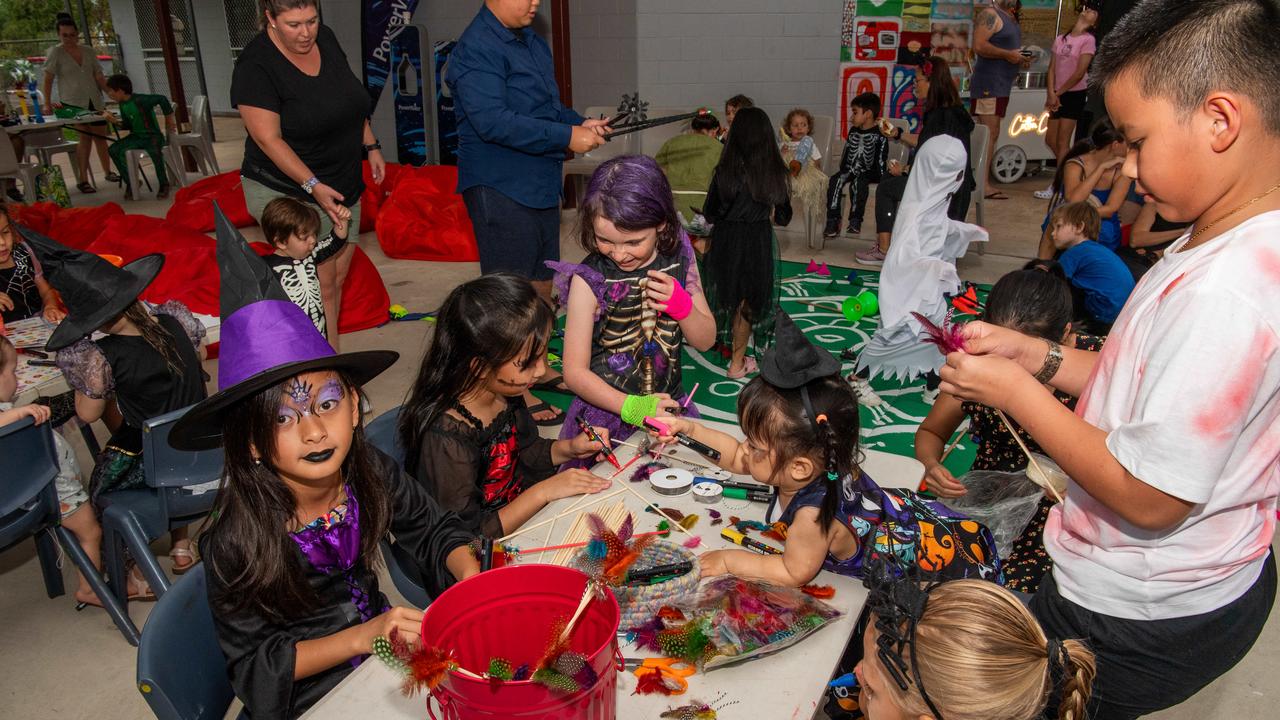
[617,514,634,544]
[682,536,702,549]
[911,310,967,354]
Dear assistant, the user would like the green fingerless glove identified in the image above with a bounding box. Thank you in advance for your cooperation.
[621,394,661,427]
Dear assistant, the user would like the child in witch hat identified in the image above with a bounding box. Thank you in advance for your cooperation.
[650,311,1001,587]
[169,207,479,719]
[22,224,207,576]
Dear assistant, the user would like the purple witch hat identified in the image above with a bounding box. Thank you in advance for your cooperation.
[168,205,397,451]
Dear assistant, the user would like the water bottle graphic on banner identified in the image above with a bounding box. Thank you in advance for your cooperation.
[390,26,428,166]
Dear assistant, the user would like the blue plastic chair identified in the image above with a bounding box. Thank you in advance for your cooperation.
[136,564,237,720]
[364,405,406,467]
[99,404,224,617]
[365,406,433,608]
[0,417,138,643]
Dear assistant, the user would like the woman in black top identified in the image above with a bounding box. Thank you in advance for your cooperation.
[860,56,976,265]
[232,0,383,350]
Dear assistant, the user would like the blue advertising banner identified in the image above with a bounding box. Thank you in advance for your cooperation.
[391,26,428,166]
[434,40,458,165]
[361,0,421,104]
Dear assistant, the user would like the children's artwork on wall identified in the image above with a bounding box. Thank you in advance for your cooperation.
[931,1,976,20]
[897,31,932,65]
[839,63,891,138]
[856,0,906,18]
[888,64,921,132]
[855,19,900,63]
[841,0,857,61]
[903,0,934,31]
[930,21,972,68]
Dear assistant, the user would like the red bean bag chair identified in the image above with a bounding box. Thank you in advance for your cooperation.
[45,202,125,250]
[248,242,389,335]
[375,166,478,262]
[360,161,382,234]
[4,201,57,235]
[87,214,218,315]
[165,172,258,232]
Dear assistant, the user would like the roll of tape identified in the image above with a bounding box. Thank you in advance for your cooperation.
[692,481,723,504]
[706,468,732,481]
[650,468,694,496]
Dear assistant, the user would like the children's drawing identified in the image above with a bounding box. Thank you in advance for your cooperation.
[841,0,857,61]
[897,31,932,65]
[903,0,933,31]
[888,64,921,132]
[855,20,900,63]
[857,0,906,18]
[839,63,890,138]
[930,21,972,68]
[932,1,976,20]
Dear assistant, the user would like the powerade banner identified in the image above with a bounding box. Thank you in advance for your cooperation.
[392,27,428,166]
[434,40,458,165]
[361,0,421,105]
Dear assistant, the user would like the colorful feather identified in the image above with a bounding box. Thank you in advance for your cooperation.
[401,645,459,695]
[801,584,836,599]
[682,536,703,549]
[631,461,669,483]
[911,310,967,354]
[634,667,684,695]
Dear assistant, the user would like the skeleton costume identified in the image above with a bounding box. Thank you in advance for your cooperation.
[549,231,702,467]
[856,136,987,381]
[265,252,327,337]
[0,240,45,323]
[825,126,890,231]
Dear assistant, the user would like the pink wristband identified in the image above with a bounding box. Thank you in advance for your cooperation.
[664,279,693,320]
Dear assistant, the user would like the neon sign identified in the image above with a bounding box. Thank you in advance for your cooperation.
[1009,112,1049,138]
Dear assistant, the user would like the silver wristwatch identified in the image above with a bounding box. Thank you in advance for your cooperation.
[301,176,319,195]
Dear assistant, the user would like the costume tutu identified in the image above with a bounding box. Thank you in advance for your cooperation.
[857,135,987,381]
[781,135,827,239]
[701,171,792,354]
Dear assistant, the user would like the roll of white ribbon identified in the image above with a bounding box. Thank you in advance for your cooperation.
[650,468,694,496]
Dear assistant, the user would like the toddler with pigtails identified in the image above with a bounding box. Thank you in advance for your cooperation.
[551,155,716,465]
[652,312,1001,587]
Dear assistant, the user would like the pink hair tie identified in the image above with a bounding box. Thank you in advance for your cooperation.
[664,279,693,320]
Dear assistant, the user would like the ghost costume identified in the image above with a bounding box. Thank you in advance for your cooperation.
[856,135,987,381]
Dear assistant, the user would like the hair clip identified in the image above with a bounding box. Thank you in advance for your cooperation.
[920,60,934,77]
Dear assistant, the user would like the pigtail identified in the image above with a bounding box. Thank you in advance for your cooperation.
[814,414,841,533]
[1056,638,1097,720]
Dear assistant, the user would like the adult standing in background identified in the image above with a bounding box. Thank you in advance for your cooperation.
[233,0,384,351]
[970,0,1029,199]
[448,0,608,424]
[41,13,116,195]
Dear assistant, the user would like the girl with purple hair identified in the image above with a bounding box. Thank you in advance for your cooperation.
[550,155,717,465]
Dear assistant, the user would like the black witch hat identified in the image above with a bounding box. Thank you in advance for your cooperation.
[758,311,841,389]
[168,205,397,451]
[17,225,164,352]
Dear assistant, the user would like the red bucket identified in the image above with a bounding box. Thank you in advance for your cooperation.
[421,565,621,719]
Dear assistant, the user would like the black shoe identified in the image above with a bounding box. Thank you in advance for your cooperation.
[104,172,121,183]
[847,221,862,236]
[156,183,171,200]
[823,221,840,238]
[5,187,23,202]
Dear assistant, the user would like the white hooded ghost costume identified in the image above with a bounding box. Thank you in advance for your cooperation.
[856,135,988,381]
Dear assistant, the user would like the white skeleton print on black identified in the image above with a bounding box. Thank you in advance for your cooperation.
[266,254,327,338]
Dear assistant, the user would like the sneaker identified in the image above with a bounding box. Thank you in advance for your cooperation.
[921,386,940,405]
[156,183,171,200]
[846,221,862,237]
[846,374,884,407]
[854,245,886,266]
[1033,186,1054,200]
[823,221,840,238]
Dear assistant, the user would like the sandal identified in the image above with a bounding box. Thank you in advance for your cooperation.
[76,181,96,194]
[983,191,1009,200]
[726,356,759,380]
[530,374,572,396]
[170,545,197,575]
[104,172,121,183]
[526,400,564,427]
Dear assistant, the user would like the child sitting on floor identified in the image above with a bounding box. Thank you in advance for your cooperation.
[825,92,890,239]
[101,74,176,201]
[915,269,1101,593]
[174,209,478,719]
[552,155,716,461]
[398,273,614,538]
[655,312,1001,587]
[259,196,351,340]
[780,107,828,246]
[1043,201,1134,332]
[940,2,1280,715]
[0,334,114,606]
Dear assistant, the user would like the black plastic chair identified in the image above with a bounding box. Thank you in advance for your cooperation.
[364,406,433,608]
[100,405,223,624]
[136,563,238,720]
[0,417,138,643]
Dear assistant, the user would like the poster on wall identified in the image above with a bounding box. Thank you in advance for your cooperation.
[902,0,933,31]
[931,1,976,20]
[887,64,921,131]
[930,20,972,68]
[391,25,428,166]
[361,0,422,105]
[897,30,932,65]
[434,40,458,165]
[839,63,890,139]
[855,19,900,62]
[840,0,857,61]
[856,0,906,18]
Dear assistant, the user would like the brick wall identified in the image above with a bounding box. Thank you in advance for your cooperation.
[568,0,639,112]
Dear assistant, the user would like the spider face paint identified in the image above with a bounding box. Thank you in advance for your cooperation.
[271,371,358,488]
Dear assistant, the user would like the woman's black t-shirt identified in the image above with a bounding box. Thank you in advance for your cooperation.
[231,24,369,205]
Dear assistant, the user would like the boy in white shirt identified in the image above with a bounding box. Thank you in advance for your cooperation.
[937,1,1279,717]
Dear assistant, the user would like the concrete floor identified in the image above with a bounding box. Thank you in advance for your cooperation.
[1,118,1274,719]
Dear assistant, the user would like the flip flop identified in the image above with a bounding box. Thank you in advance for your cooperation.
[170,546,197,575]
[527,400,564,427]
[76,181,97,194]
[531,375,572,396]
[726,356,759,380]
[984,191,1009,200]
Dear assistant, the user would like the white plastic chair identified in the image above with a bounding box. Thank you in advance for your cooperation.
[969,124,990,254]
[169,95,219,177]
[23,127,93,185]
[0,131,40,202]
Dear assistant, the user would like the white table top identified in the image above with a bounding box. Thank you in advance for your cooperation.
[4,118,73,134]
[301,421,923,720]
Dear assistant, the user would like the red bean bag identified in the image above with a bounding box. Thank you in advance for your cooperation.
[248,242,389,335]
[359,161,382,234]
[87,214,218,315]
[45,202,125,250]
[4,201,57,235]
[374,166,478,262]
[165,172,258,232]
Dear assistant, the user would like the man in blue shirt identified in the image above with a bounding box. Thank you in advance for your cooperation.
[448,0,607,422]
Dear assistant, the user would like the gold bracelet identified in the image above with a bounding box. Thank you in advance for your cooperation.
[1033,340,1063,384]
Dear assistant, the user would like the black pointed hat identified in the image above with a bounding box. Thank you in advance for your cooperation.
[168,205,397,450]
[758,312,841,389]
[18,225,164,352]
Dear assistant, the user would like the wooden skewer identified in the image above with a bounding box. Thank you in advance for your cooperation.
[919,423,967,492]
[613,478,698,541]
[995,409,1064,503]
[519,528,670,556]
[497,487,629,543]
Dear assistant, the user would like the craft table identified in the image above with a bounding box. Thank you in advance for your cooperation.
[4,118,73,135]
[8,313,221,406]
[301,421,923,720]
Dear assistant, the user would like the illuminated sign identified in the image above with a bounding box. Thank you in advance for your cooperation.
[1009,112,1049,137]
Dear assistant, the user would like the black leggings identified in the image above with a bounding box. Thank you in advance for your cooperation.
[874,174,973,233]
